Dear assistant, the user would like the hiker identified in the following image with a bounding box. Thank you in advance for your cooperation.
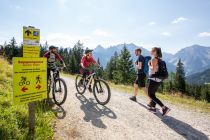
[147,47,170,116]
[130,48,148,102]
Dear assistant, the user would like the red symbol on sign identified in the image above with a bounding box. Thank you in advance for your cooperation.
[36,84,41,90]
[21,87,28,92]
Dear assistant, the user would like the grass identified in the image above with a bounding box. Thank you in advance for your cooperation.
[63,73,210,113]
[0,58,55,140]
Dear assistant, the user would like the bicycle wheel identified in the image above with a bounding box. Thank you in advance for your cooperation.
[52,78,67,105]
[75,74,86,95]
[26,81,30,85]
[47,80,51,95]
[93,79,111,105]
[19,82,23,86]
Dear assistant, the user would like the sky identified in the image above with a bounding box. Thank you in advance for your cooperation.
[0,0,210,53]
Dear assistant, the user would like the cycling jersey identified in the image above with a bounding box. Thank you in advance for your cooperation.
[43,51,63,67]
[81,56,96,68]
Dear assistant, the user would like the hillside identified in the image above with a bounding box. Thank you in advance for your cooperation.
[186,68,210,85]
[169,44,210,75]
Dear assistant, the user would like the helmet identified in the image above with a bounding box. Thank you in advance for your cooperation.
[85,49,93,54]
[49,45,57,50]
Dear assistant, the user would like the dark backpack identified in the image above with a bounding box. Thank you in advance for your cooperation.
[152,58,168,80]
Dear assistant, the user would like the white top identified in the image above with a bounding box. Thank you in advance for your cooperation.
[148,58,162,82]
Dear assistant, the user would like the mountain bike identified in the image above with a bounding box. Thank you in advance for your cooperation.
[48,66,67,105]
[75,67,111,105]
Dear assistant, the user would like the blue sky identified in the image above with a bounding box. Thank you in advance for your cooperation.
[0,0,210,53]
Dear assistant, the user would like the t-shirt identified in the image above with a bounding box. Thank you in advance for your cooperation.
[136,55,145,74]
[43,51,63,67]
[81,56,96,68]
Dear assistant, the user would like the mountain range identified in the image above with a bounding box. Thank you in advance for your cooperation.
[93,44,210,75]
[186,68,210,85]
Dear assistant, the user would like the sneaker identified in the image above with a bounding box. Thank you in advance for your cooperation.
[162,107,171,116]
[129,96,137,102]
[147,102,153,108]
[148,108,157,114]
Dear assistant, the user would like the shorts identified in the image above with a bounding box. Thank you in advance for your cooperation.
[134,73,146,87]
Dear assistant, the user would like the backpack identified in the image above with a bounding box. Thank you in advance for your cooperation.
[152,58,168,80]
[143,56,151,75]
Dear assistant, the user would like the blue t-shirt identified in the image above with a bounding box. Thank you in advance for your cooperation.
[136,55,145,74]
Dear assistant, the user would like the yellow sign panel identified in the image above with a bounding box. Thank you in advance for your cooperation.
[13,57,47,104]
[23,26,40,44]
[23,45,40,58]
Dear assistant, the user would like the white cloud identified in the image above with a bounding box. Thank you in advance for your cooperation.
[148,22,156,26]
[93,29,113,37]
[44,33,92,47]
[198,32,210,37]
[172,17,188,24]
[161,32,172,37]
[42,32,118,48]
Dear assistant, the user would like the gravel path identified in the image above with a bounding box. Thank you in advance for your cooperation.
[53,76,210,140]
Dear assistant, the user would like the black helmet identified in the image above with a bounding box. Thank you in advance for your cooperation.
[85,49,93,54]
[49,45,57,50]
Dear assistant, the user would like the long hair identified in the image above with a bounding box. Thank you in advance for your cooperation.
[152,47,162,58]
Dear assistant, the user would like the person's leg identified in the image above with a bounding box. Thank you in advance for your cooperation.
[148,80,171,115]
[130,76,139,101]
[47,68,50,82]
[82,69,88,78]
[148,80,164,107]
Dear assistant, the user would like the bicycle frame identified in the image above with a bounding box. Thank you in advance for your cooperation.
[85,72,96,88]
[84,70,103,93]
[48,67,62,90]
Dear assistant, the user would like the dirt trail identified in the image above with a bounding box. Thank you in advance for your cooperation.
[53,76,210,140]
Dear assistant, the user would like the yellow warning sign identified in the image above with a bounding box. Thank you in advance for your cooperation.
[23,26,40,45]
[13,57,47,104]
[23,45,40,58]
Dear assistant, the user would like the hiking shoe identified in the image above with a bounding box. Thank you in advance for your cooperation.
[148,108,157,114]
[147,102,153,108]
[162,107,171,116]
[129,96,137,102]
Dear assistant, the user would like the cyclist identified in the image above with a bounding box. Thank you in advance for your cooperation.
[43,46,66,81]
[80,49,100,92]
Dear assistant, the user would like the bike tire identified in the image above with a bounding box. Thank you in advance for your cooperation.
[47,81,51,94]
[75,74,86,95]
[52,78,67,106]
[93,79,111,105]
[19,82,23,86]
[26,81,30,85]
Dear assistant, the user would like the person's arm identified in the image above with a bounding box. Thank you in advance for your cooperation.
[149,58,158,71]
[43,52,49,58]
[91,57,100,67]
[55,53,66,66]
[136,57,143,70]
[81,57,86,69]
[136,62,142,70]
